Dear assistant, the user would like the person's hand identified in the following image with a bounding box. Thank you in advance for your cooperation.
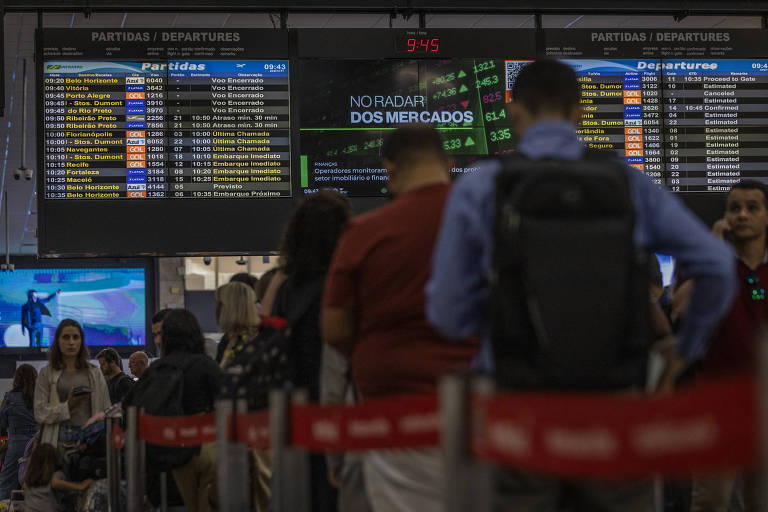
[712,218,731,240]
[56,289,62,295]
[327,465,341,488]
[79,478,94,492]
[66,388,88,411]
[21,327,26,336]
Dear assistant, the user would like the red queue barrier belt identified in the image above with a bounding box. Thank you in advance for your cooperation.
[138,413,218,446]
[291,394,439,452]
[235,410,271,449]
[474,375,759,479]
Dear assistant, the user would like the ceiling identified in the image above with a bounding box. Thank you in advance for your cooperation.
[0,11,763,256]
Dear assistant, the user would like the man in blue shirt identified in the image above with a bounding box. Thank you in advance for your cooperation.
[426,59,736,510]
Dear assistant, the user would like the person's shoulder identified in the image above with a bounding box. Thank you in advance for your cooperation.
[451,158,503,201]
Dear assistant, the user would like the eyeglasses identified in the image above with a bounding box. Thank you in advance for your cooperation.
[746,271,765,301]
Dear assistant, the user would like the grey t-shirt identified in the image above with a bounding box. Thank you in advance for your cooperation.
[56,369,92,426]
[22,470,64,512]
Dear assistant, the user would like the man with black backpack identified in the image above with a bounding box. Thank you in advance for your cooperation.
[426,59,737,511]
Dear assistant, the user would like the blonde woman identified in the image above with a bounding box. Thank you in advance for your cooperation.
[214,281,261,368]
[214,281,270,511]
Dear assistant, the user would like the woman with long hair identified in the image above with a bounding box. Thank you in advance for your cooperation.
[214,281,261,368]
[271,190,352,512]
[33,319,110,451]
[158,309,221,512]
[0,364,39,500]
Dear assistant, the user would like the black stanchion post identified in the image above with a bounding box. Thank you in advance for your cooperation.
[236,398,252,510]
[270,387,290,512]
[471,377,495,512]
[126,406,140,512]
[160,472,168,512]
[106,417,121,512]
[138,408,146,511]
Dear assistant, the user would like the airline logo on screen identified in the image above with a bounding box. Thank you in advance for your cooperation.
[349,95,474,125]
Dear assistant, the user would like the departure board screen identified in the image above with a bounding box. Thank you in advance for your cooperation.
[296,29,536,197]
[545,29,768,198]
[38,29,292,256]
[563,60,663,184]
[43,60,289,199]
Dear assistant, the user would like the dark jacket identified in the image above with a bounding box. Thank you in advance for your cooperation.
[273,276,324,402]
[106,372,134,405]
[0,391,37,438]
[162,351,222,415]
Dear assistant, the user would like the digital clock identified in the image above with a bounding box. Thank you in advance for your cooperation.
[395,37,440,54]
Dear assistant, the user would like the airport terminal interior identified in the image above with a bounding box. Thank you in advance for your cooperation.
[0,1,767,511]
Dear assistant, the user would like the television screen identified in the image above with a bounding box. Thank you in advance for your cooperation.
[298,58,529,197]
[0,267,147,348]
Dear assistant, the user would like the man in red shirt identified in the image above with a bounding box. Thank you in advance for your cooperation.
[688,180,768,511]
[322,125,477,512]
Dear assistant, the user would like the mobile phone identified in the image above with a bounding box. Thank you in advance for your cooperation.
[72,386,92,396]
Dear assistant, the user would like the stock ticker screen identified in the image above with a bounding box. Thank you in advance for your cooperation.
[296,29,536,197]
[299,58,527,196]
[37,29,292,256]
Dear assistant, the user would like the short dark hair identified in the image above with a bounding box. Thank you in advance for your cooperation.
[511,59,580,117]
[381,124,447,168]
[229,272,259,292]
[280,190,352,283]
[27,290,36,300]
[96,348,122,370]
[50,319,90,371]
[161,309,205,356]
[152,308,172,324]
[728,180,768,208]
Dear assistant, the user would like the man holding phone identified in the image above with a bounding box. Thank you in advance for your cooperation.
[674,180,768,511]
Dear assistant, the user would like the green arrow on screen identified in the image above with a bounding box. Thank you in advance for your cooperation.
[465,136,475,147]
[458,70,467,78]
[459,84,469,93]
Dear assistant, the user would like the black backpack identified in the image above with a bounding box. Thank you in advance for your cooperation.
[220,279,323,411]
[124,354,206,471]
[490,150,651,391]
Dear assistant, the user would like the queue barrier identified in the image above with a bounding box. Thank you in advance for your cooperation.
[118,369,768,512]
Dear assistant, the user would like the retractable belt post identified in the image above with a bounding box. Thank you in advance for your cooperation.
[270,387,310,512]
[106,416,122,512]
[440,374,494,512]
[126,406,141,512]
[216,398,251,511]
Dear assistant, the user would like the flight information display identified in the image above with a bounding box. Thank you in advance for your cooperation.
[563,59,663,184]
[43,59,289,199]
[37,29,292,256]
[297,29,535,197]
[545,29,768,193]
